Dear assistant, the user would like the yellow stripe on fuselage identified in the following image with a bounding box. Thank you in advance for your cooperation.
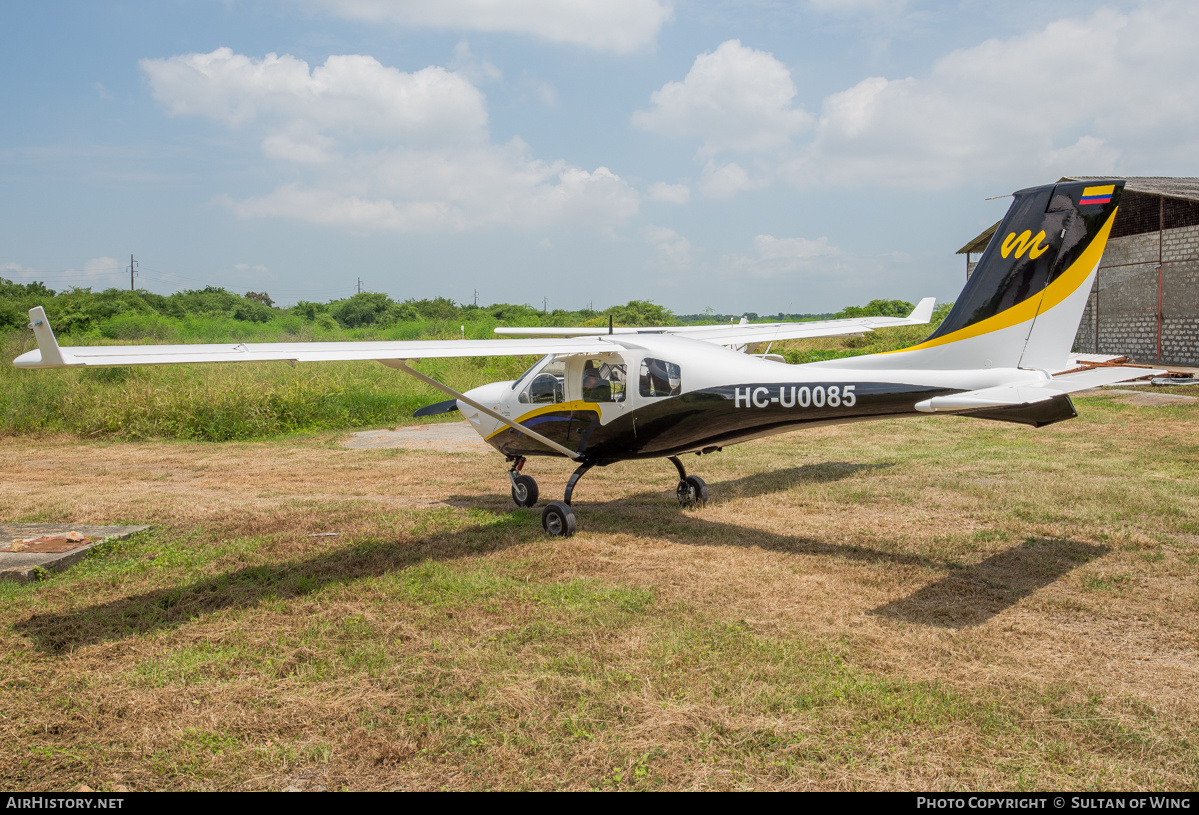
[484,400,601,441]
[889,207,1117,355]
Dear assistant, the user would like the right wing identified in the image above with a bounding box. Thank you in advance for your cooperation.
[493,297,936,347]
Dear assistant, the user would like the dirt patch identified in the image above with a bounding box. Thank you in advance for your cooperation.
[342,422,492,453]
[1,408,1197,790]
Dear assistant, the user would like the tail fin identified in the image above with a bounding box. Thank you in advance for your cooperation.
[842,179,1123,371]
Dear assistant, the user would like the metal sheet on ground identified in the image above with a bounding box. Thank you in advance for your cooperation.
[0,524,150,583]
[1075,388,1199,406]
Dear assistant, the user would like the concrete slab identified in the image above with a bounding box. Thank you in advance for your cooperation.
[1074,388,1199,406]
[0,524,150,584]
[343,422,493,453]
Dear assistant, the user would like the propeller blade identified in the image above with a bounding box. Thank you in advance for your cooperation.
[413,398,460,417]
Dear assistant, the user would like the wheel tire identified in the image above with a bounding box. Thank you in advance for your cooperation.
[511,474,539,508]
[685,475,709,507]
[541,501,577,537]
[676,479,692,507]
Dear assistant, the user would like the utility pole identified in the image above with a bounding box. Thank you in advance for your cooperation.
[129,254,138,291]
[474,288,479,307]
[543,296,548,313]
[357,277,363,294]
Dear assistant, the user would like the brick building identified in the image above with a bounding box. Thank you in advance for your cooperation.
[956,177,1199,366]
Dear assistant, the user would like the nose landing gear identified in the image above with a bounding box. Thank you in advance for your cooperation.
[508,457,539,508]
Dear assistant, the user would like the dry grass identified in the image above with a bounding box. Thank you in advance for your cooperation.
[1,393,1197,790]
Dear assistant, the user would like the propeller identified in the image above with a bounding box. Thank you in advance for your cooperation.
[413,398,460,417]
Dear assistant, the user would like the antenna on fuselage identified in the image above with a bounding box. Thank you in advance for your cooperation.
[608,315,613,335]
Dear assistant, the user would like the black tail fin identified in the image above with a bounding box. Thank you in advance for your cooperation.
[842,179,1124,371]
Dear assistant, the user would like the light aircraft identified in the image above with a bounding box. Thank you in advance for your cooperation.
[14,179,1157,537]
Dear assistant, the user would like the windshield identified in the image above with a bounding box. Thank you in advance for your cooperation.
[511,354,552,390]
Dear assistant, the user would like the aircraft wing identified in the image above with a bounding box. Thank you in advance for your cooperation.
[12,307,617,370]
[493,297,936,346]
[914,365,1165,413]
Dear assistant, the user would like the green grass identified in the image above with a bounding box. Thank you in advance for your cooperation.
[3,311,1197,790]
[1,331,530,440]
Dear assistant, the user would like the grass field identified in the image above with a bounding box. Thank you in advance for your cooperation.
[1,385,1197,790]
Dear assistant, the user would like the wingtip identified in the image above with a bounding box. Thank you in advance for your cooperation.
[909,297,936,323]
[21,306,67,367]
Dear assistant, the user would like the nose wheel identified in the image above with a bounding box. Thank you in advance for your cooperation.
[508,457,539,508]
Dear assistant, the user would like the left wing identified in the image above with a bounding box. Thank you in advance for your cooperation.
[13,307,617,370]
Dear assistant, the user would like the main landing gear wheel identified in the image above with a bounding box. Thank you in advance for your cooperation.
[669,456,709,508]
[511,474,538,508]
[542,501,577,537]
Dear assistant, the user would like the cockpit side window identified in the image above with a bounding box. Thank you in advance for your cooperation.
[519,360,566,404]
[639,358,682,397]
[581,358,627,403]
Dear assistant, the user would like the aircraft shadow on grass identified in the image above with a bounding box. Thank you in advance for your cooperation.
[13,462,1104,652]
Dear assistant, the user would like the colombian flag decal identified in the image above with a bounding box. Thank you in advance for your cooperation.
[1080,185,1115,206]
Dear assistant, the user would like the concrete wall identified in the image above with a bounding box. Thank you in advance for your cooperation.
[1072,224,1199,365]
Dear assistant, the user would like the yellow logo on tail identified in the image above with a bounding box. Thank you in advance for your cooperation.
[1001,230,1049,260]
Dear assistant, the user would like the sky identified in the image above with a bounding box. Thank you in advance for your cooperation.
[3,0,1198,315]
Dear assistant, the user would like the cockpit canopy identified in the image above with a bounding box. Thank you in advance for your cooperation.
[514,352,680,405]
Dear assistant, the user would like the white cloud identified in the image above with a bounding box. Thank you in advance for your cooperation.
[806,0,909,15]
[792,2,1199,187]
[84,257,120,270]
[1043,136,1121,176]
[697,160,769,199]
[450,40,502,84]
[523,77,559,107]
[643,225,692,269]
[304,0,673,52]
[646,182,690,204]
[638,3,1199,193]
[227,142,638,233]
[632,40,811,156]
[726,234,841,280]
[1,261,35,275]
[144,49,639,233]
[142,48,488,148]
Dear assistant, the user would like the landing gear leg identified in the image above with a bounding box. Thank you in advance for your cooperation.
[669,456,708,508]
[508,457,539,508]
[542,459,594,537]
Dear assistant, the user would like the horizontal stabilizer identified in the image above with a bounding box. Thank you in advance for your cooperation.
[915,366,1164,413]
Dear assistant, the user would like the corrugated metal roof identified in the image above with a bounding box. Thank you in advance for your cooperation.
[955,177,1199,254]
[1062,176,1199,201]
[956,220,1001,255]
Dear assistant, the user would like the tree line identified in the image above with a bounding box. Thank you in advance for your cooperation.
[0,279,920,338]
